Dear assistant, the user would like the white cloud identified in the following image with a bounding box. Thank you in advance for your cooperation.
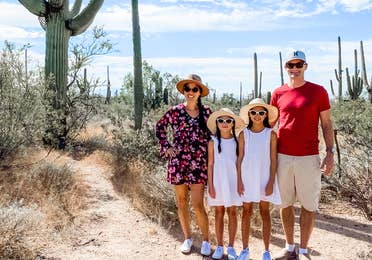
[339,0,372,12]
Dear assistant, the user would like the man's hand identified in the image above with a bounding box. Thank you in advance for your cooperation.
[320,152,334,176]
[165,147,178,158]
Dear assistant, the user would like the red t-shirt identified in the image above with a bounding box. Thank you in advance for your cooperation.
[270,82,330,156]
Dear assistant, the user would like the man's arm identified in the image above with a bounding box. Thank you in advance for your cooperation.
[320,109,335,175]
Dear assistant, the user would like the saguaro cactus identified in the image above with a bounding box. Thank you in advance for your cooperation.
[334,36,343,102]
[346,49,363,100]
[253,53,258,98]
[279,52,284,85]
[360,40,372,103]
[19,0,104,148]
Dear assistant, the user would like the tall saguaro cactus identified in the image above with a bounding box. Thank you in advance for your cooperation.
[132,0,144,130]
[19,0,104,148]
[360,40,372,103]
[253,53,258,98]
[334,36,343,102]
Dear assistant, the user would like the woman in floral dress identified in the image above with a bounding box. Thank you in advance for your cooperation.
[156,74,212,256]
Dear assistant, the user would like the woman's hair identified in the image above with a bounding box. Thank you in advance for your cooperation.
[216,124,239,156]
[247,107,271,129]
[196,89,207,132]
[183,83,207,131]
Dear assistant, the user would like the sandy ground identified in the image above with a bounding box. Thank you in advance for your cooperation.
[40,149,371,260]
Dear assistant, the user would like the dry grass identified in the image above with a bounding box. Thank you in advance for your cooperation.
[0,149,89,258]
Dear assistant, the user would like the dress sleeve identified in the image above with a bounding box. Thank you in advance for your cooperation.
[155,108,173,157]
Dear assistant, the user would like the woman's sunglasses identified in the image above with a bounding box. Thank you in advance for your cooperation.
[184,86,200,93]
[286,62,306,69]
[217,118,234,124]
[249,110,267,116]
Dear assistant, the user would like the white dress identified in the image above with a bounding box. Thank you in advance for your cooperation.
[240,128,281,204]
[207,136,242,207]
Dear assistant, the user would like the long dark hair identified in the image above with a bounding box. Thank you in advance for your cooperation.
[197,93,207,132]
[247,107,271,129]
[215,125,239,156]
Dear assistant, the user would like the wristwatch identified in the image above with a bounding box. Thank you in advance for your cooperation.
[326,147,336,153]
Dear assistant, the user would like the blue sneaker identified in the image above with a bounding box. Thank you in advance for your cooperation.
[237,248,250,260]
[262,250,272,260]
[201,241,211,256]
[212,245,224,259]
[227,246,238,260]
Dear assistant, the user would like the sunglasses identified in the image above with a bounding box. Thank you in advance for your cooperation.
[184,86,200,93]
[216,118,234,124]
[286,62,305,69]
[249,110,267,116]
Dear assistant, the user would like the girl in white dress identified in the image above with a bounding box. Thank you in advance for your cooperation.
[206,108,245,260]
[237,98,281,260]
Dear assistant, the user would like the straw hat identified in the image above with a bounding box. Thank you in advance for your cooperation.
[207,108,246,136]
[239,98,278,125]
[176,74,209,97]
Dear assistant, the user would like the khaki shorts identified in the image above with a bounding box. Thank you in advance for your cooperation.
[277,153,321,212]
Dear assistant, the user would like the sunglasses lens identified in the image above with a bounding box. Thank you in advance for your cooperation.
[225,119,233,124]
[287,62,304,69]
[259,111,266,116]
[184,86,190,92]
[191,87,199,93]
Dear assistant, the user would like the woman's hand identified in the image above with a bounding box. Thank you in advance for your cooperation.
[165,147,178,158]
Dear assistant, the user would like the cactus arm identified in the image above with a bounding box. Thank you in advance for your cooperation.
[18,0,47,16]
[330,80,335,96]
[70,0,83,18]
[67,0,104,36]
[334,69,340,81]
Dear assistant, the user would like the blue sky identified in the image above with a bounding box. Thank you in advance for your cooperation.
[1,0,372,98]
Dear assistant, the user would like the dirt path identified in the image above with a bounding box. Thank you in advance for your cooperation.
[43,151,371,260]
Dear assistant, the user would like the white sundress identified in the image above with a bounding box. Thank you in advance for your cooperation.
[207,136,242,207]
[240,128,281,205]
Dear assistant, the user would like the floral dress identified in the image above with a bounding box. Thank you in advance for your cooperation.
[156,103,212,185]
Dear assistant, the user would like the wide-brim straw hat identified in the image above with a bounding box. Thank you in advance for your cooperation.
[239,98,278,125]
[207,108,246,136]
[176,74,209,97]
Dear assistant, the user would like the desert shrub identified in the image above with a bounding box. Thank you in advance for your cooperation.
[0,162,86,229]
[0,42,45,160]
[0,202,48,259]
[328,100,372,219]
[110,111,178,227]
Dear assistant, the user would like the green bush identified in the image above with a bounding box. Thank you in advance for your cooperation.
[0,42,45,160]
[329,100,371,219]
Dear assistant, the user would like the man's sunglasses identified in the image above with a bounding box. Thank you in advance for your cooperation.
[216,118,234,124]
[184,86,200,93]
[286,62,306,69]
[249,110,267,116]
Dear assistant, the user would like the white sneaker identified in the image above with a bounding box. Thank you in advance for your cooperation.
[227,246,238,260]
[180,238,193,254]
[212,245,224,259]
[201,241,211,256]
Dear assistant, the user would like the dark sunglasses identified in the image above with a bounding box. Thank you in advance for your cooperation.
[286,62,305,69]
[216,118,234,124]
[249,110,267,116]
[184,86,200,93]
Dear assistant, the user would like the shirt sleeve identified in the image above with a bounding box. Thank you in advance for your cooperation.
[155,108,173,157]
[318,87,331,112]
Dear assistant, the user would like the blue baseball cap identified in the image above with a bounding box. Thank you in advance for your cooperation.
[286,50,306,63]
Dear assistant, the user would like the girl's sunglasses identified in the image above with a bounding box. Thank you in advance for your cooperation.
[249,110,267,116]
[184,86,200,93]
[217,118,234,124]
[286,62,305,69]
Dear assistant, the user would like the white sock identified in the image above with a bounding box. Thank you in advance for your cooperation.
[286,243,295,252]
[299,248,308,254]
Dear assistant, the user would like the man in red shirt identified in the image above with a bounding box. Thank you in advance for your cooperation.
[270,51,335,260]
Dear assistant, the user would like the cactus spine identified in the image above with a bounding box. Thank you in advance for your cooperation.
[346,49,363,100]
[334,36,343,101]
[360,40,372,103]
